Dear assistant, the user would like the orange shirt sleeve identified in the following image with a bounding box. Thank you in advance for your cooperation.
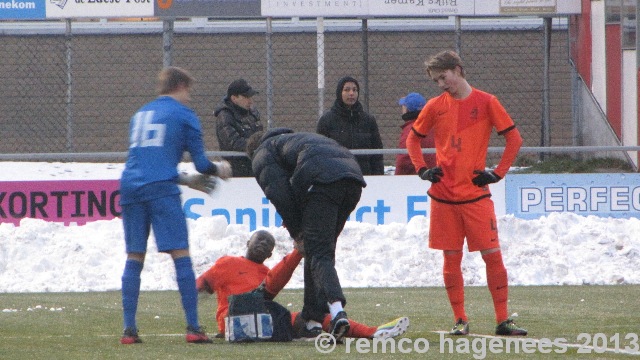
[494,126,523,178]
[487,96,523,178]
[264,249,303,297]
[196,264,217,294]
[407,104,434,172]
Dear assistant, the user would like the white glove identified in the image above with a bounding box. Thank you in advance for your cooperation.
[213,160,232,180]
[178,173,217,195]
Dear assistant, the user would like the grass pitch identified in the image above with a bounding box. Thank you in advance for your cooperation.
[1,286,639,359]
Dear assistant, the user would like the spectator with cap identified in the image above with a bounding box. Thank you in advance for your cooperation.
[214,79,264,177]
[395,92,435,175]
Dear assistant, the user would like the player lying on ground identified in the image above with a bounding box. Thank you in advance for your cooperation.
[196,230,409,340]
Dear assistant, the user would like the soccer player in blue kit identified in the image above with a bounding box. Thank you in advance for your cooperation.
[118,66,232,344]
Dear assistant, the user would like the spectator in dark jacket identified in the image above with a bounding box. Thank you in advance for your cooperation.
[395,92,436,175]
[317,76,384,175]
[214,79,263,177]
[246,127,367,344]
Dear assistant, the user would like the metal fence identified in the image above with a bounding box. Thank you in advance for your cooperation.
[0,17,574,166]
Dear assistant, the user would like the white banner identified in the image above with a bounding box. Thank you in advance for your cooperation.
[180,175,506,232]
[45,0,153,18]
[261,0,580,17]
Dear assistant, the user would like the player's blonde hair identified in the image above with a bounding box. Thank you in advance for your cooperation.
[157,66,195,95]
[425,50,466,78]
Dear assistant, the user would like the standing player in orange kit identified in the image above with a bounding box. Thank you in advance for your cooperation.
[406,50,527,336]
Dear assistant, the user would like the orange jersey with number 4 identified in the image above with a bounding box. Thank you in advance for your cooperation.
[407,88,522,203]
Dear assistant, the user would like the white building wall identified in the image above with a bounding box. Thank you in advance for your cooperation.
[591,0,607,111]
[622,50,638,167]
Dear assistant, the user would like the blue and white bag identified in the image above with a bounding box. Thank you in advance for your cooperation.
[225,291,273,342]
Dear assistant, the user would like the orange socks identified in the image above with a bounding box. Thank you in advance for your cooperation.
[482,251,509,323]
[444,251,510,324]
[443,252,466,322]
[320,314,377,338]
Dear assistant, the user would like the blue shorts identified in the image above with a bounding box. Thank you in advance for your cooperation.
[121,194,189,253]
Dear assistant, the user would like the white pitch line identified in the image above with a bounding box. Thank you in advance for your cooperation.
[97,333,184,338]
[432,331,640,356]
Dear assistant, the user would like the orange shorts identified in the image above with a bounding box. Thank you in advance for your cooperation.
[428,197,500,252]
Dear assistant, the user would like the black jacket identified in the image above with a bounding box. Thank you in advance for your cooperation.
[316,76,384,175]
[214,98,263,177]
[251,128,366,238]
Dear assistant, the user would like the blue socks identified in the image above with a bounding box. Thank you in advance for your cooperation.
[121,259,143,330]
[174,256,200,329]
[121,257,200,331]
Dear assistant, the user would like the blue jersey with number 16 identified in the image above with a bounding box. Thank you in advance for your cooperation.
[120,96,215,205]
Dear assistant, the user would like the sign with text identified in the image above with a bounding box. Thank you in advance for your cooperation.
[4,173,637,227]
[505,174,640,219]
[262,0,581,17]
[0,180,121,226]
[180,176,437,231]
[368,0,475,17]
[477,0,579,15]
[0,0,581,20]
[45,0,153,19]
[499,0,556,15]
[154,0,260,18]
[0,0,46,19]
[260,0,368,18]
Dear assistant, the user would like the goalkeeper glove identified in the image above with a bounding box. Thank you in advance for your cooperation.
[178,173,217,195]
[418,167,443,183]
[471,170,502,187]
[213,160,232,180]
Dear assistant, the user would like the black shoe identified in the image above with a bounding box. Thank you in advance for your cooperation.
[449,318,469,335]
[495,318,527,336]
[298,325,323,340]
[328,311,350,343]
[292,313,322,340]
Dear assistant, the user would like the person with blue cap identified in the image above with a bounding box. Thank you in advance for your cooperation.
[395,92,435,175]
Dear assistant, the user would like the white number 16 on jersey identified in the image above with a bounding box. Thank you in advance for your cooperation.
[130,111,166,148]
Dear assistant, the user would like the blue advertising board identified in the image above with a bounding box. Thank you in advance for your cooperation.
[0,0,46,19]
[505,173,640,219]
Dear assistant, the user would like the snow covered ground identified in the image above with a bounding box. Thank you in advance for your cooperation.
[1,162,639,294]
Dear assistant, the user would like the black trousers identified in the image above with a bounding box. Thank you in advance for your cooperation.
[300,179,363,323]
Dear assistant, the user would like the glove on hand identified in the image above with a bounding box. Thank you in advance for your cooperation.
[178,173,217,195]
[293,235,305,257]
[252,280,275,301]
[418,167,444,183]
[213,160,232,180]
[471,170,502,187]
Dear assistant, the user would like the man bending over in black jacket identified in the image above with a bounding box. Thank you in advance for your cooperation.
[246,128,367,344]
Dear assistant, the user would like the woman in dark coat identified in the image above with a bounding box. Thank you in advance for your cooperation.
[317,76,384,175]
